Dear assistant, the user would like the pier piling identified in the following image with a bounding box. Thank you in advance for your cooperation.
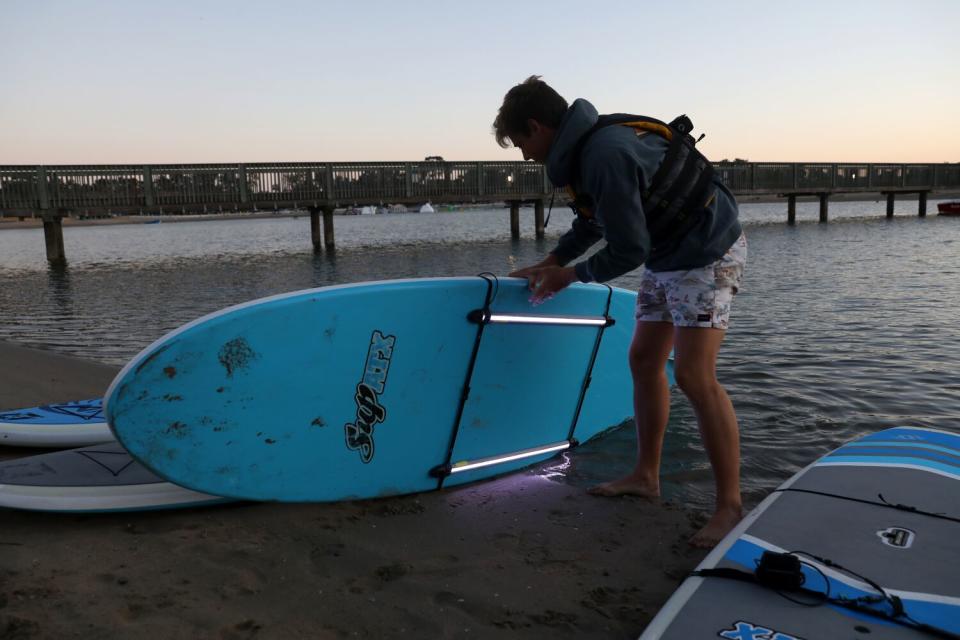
[308,205,335,251]
[819,193,829,223]
[510,201,520,239]
[309,206,322,252]
[322,206,335,251]
[42,214,66,264]
[534,199,545,239]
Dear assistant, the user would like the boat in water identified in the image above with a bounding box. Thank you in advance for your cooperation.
[937,201,960,216]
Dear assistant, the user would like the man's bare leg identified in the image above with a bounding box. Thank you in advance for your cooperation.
[673,326,743,547]
[588,321,674,498]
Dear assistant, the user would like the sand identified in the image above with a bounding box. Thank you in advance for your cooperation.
[0,340,708,639]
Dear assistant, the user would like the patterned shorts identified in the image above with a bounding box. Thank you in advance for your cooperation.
[636,233,747,330]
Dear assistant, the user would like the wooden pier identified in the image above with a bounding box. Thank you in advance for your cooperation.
[1,161,958,263]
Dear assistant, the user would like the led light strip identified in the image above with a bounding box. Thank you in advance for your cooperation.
[468,309,614,327]
[441,440,574,476]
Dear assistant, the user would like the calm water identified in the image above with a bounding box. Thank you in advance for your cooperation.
[2,198,959,509]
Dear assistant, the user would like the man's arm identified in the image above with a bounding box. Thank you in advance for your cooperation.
[508,209,602,278]
[550,215,604,266]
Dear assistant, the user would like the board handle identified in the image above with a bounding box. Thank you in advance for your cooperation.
[429,438,578,479]
[467,309,615,327]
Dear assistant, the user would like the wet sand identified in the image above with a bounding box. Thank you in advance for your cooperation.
[0,340,708,639]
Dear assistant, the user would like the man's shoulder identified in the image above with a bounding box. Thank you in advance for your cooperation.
[582,125,668,165]
[579,126,668,188]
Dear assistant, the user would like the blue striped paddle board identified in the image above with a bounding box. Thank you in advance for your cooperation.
[0,398,113,447]
[640,427,960,639]
[106,276,670,501]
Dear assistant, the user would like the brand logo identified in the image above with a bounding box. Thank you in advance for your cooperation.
[344,330,396,463]
[719,621,805,640]
[877,526,915,549]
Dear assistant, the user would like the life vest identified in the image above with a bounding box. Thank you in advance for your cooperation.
[565,114,717,259]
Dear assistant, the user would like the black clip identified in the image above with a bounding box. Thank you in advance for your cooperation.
[755,551,805,590]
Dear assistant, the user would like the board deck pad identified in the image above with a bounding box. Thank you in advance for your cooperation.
[0,442,225,512]
[782,426,960,514]
[640,427,960,639]
[107,277,662,501]
[0,398,114,447]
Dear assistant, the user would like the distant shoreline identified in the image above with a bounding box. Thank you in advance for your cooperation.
[0,203,493,231]
[0,210,312,231]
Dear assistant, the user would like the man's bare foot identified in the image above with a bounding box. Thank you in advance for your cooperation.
[587,476,659,499]
[689,506,743,548]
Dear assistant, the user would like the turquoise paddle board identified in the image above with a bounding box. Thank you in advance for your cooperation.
[0,398,114,447]
[106,277,672,501]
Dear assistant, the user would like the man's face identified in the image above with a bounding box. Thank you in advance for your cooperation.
[509,119,554,163]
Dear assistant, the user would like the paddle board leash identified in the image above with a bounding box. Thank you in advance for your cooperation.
[692,550,960,639]
[778,488,959,524]
[431,276,616,486]
[565,284,614,443]
[543,190,556,229]
[432,273,498,490]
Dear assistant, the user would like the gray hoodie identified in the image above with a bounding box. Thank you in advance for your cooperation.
[546,99,742,281]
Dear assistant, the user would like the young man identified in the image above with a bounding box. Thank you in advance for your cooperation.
[493,76,746,547]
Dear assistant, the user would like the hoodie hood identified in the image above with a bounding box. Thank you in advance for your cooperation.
[545,98,599,187]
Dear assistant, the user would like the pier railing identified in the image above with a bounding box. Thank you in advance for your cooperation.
[0,162,552,214]
[4,160,959,264]
[714,162,960,194]
[2,161,959,215]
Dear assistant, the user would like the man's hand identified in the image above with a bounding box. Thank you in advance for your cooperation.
[508,254,561,279]
[520,265,577,305]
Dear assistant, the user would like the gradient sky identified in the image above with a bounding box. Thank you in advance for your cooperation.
[2,0,957,164]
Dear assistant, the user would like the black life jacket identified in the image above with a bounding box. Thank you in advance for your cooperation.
[566,114,717,259]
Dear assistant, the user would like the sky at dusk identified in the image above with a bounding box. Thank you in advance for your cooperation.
[1,0,958,165]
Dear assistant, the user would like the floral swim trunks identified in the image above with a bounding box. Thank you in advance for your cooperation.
[636,233,747,330]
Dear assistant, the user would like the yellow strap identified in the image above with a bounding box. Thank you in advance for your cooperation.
[619,121,674,141]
